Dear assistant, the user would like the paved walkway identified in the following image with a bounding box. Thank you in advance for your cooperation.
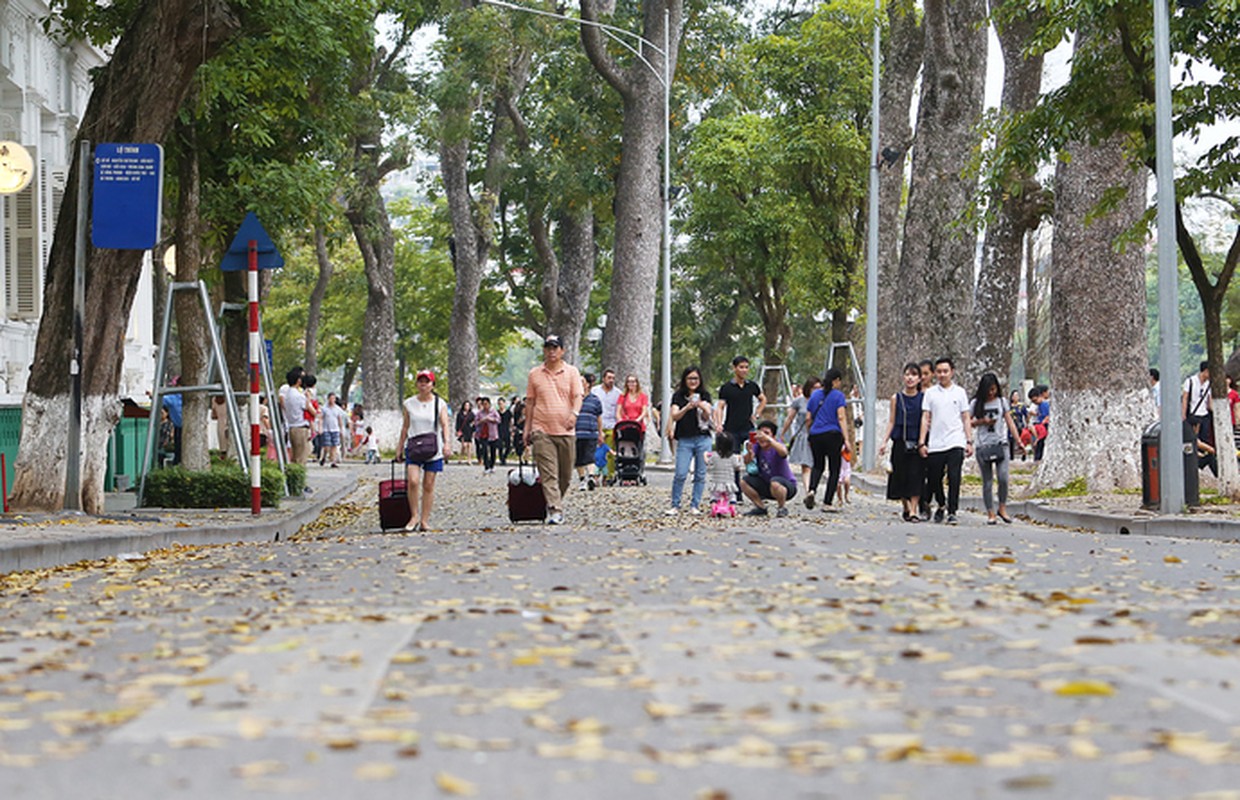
[0,464,358,574]
[2,457,1238,578]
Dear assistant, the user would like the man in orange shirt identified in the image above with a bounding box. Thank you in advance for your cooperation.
[524,335,584,524]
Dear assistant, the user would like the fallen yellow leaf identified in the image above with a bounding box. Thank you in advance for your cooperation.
[434,771,477,796]
[1052,680,1114,697]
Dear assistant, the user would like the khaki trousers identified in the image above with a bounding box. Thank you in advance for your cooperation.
[531,432,574,513]
[289,426,311,465]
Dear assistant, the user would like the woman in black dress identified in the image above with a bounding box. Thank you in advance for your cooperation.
[878,362,925,522]
[455,400,475,464]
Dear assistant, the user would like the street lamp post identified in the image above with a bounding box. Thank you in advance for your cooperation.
[479,0,674,463]
[1153,0,1184,513]
[862,0,880,472]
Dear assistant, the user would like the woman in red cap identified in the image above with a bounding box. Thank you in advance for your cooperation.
[398,369,453,531]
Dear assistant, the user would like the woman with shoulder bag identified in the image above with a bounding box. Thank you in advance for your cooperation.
[971,372,1024,524]
[879,363,926,522]
[398,370,453,532]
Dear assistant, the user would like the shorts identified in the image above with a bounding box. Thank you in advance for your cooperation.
[575,438,596,467]
[405,456,444,472]
[743,474,797,501]
[321,431,341,447]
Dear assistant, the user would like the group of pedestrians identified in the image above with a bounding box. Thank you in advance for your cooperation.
[279,366,375,467]
[880,358,1025,525]
[454,396,520,471]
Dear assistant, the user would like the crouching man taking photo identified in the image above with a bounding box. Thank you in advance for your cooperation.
[740,420,798,518]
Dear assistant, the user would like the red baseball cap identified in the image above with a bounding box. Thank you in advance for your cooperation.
[416,370,435,382]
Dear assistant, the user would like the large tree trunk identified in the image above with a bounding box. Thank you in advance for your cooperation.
[172,122,212,470]
[346,180,398,413]
[1032,131,1149,492]
[442,133,487,408]
[970,2,1046,384]
[891,0,987,382]
[1024,230,1050,383]
[581,0,683,387]
[546,204,597,367]
[9,0,240,513]
[874,0,923,397]
[305,226,333,376]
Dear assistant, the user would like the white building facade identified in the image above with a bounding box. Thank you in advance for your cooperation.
[0,0,155,405]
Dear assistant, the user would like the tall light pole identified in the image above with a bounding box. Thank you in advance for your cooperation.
[862,0,880,472]
[480,0,674,463]
[1153,0,1184,513]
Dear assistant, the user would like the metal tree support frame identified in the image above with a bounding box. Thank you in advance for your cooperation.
[211,301,289,496]
[758,364,794,416]
[137,280,249,506]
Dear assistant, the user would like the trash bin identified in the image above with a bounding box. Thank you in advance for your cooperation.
[1141,421,1199,508]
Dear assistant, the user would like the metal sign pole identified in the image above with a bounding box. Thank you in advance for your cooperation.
[65,139,90,511]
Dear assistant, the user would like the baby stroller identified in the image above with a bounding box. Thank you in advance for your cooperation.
[612,420,647,485]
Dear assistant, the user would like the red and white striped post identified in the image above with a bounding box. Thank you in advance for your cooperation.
[248,240,262,515]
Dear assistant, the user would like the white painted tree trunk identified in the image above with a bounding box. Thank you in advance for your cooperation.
[1209,397,1240,497]
[1034,389,1148,490]
[16,394,120,514]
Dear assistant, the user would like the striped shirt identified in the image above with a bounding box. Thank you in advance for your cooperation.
[527,361,583,437]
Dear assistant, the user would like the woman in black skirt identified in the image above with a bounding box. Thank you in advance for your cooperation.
[879,362,925,522]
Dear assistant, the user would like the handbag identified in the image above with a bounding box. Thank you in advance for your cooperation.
[977,440,1006,463]
[404,396,441,462]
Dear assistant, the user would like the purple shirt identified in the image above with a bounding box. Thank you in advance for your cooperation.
[751,442,794,482]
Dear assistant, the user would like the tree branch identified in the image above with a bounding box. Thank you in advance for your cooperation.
[579,0,633,100]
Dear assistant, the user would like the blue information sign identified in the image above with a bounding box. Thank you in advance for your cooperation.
[92,143,163,250]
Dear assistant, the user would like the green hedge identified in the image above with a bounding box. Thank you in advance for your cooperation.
[143,461,306,508]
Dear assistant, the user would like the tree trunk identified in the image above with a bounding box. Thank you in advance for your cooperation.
[970,2,1046,384]
[891,0,987,381]
[1024,230,1049,383]
[9,0,240,513]
[874,0,923,397]
[172,123,212,470]
[1171,200,1240,497]
[340,359,358,407]
[547,204,597,367]
[581,0,683,388]
[305,226,333,376]
[1032,132,1149,492]
[697,297,742,375]
[442,131,486,408]
[345,179,398,412]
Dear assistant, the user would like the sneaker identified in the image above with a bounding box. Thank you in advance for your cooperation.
[804,494,815,510]
[776,507,789,518]
[934,508,945,524]
[547,512,564,525]
[744,507,768,517]
[664,507,680,516]
[946,513,958,525]
[919,509,931,522]
[688,507,702,516]
[588,476,596,491]
[578,480,588,491]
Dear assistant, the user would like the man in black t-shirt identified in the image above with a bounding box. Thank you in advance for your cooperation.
[716,356,767,456]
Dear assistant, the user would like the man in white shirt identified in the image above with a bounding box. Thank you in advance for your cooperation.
[918,357,973,525]
[592,369,621,480]
[1181,361,1211,447]
[282,367,310,465]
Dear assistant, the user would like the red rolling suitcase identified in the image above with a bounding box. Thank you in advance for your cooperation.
[379,460,412,530]
[507,459,547,523]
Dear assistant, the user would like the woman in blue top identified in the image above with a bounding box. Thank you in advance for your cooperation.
[803,368,851,511]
